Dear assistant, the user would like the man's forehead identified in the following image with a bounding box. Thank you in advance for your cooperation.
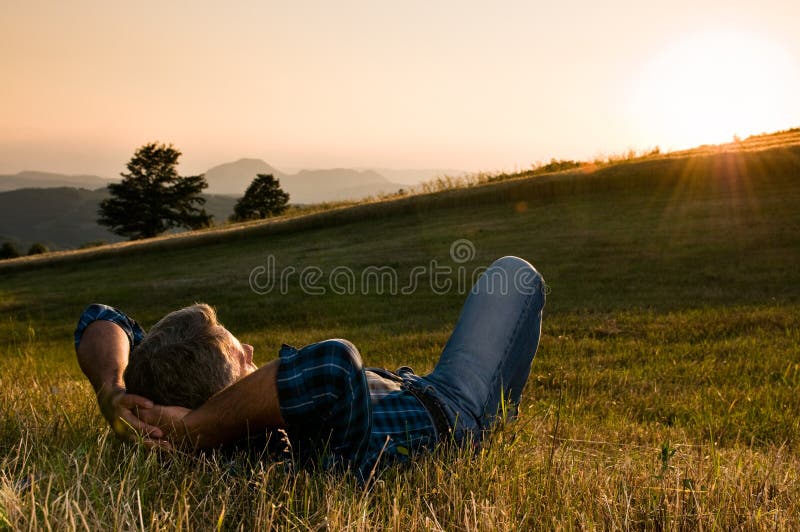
[217,326,241,349]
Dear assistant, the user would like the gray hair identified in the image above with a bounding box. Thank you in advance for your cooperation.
[124,304,237,408]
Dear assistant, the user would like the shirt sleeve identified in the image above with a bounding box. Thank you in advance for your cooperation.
[74,303,146,351]
[275,340,372,470]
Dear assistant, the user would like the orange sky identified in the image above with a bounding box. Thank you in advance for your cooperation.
[2,1,799,179]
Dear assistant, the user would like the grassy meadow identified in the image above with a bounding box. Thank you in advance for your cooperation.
[1,140,800,529]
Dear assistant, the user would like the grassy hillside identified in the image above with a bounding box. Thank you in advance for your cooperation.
[1,141,799,528]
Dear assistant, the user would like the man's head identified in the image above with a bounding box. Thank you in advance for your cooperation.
[124,303,257,409]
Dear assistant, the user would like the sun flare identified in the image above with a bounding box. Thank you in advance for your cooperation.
[630,29,800,149]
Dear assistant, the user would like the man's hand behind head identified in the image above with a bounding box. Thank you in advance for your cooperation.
[98,386,164,441]
[137,404,193,448]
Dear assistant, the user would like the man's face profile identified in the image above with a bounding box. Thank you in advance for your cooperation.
[219,326,258,379]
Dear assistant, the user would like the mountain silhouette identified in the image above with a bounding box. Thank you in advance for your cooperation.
[204,158,402,202]
[0,159,408,249]
[0,171,110,192]
[3,161,412,203]
[203,159,284,195]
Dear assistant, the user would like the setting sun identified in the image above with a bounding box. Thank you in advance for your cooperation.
[629,29,800,149]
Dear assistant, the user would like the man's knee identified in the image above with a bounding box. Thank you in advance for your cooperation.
[490,255,541,278]
[486,256,544,296]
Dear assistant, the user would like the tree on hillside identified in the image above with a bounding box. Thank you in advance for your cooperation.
[27,243,49,255]
[0,241,20,259]
[98,142,212,239]
[229,174,290,222]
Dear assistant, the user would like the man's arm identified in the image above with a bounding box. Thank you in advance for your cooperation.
[76,319,163,439]
[140,359,286,449]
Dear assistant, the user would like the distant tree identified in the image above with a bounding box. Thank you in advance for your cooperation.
[98,142,212,239]
[535,158,583,174]
[27,243,49,255]
[229,174,290,222]
[78,240,107,249]
[0,242,21,259]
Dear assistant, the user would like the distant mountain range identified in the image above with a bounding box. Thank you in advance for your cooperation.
[0,160,421,203]
[0,171,110,192]
[203,159,404,203]
[0,160,459,250]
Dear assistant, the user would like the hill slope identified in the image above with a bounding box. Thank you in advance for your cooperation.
[4,143,797,307]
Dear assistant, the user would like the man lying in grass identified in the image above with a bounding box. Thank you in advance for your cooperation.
[75,256,545,480]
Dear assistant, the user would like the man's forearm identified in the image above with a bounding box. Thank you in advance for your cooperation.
[178,359,286,449]
[76,318,164,439]
[76,320,131,396]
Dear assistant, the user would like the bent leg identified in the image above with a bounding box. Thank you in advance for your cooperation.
[424,256,545,433]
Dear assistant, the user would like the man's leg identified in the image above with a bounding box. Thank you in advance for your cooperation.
[423,256,545,435]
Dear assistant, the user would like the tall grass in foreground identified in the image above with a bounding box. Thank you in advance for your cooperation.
[2,304,799,529]
[2,379,799,530]
[3,417,800,529]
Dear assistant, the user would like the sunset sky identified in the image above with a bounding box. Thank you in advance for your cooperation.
[2,0,799,180]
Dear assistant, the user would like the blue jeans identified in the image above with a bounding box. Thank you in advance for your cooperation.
[406,256,545,443]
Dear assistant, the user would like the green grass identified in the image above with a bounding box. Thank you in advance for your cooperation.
[1,143,800,529]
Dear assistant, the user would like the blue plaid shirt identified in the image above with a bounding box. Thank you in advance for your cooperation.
[75,304,437,479]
